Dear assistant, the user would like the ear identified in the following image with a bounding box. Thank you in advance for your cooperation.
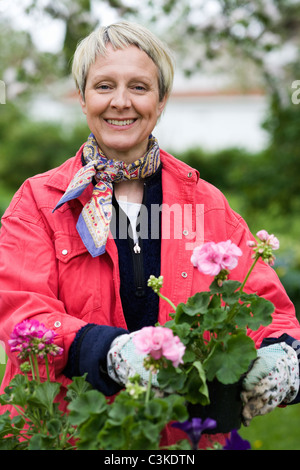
[157,94,168,117]
[78,90,87,115]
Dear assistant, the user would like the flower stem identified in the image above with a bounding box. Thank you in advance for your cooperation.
[239,254,260,292]
[32,354,40,383]
[45,356,50,382]
[158,292,177,312]
[28,355,35,381]
[145,370,152,404]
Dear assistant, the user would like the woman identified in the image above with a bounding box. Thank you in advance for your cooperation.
[0,21,300,448]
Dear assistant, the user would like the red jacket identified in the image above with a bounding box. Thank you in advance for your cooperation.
[0,145,299,446]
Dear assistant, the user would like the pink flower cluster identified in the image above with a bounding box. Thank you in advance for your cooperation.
[133,326,185,368]
[248,230,280,250]
[9,319,63,360]
[247,230,279,266]
[191,240,242,277]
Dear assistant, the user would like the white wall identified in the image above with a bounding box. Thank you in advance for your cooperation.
[154,94,269,153]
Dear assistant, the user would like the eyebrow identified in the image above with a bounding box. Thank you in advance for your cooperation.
[89,74,154,86]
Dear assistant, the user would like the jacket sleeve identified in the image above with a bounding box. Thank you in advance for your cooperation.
[63,324,128,395]
[0,186,125,385]
[0,210,82,379]
[227,214,300,347]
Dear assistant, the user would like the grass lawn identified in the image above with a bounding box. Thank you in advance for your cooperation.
[239,404,300,450]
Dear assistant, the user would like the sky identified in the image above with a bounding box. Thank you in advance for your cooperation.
[0,0,224,53]
[0,0,119,52]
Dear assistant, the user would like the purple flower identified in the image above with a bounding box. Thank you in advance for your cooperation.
[172,417,217,449]
[223,429,251,450]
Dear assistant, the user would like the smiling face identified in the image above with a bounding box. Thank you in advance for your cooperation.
[79,44,168,163]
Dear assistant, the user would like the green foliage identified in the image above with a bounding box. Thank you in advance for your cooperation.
[0,102,89,193]
[156,276,273,405]
[0,372,190,450]
[68,382,189,450]
[0,374,79,450]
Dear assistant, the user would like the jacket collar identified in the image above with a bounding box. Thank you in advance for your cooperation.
[45,145,200,209]
[45,144,94,207]
[160,149,200,183]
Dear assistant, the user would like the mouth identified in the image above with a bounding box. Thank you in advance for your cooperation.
[105,119,137,127]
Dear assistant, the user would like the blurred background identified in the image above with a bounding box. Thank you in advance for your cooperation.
[0,0,300,449]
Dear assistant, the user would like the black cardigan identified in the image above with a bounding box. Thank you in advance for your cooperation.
[64,167,163,394]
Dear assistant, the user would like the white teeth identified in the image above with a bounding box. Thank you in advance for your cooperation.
[107,119,135,126]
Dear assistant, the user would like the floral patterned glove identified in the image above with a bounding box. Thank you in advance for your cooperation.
[241,342,299,426]
[107,333,158,388]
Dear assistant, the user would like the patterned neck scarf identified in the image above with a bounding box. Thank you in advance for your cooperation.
[53,133,161,257]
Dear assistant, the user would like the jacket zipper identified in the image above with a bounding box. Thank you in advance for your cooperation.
[130,182,147,298]
[132,239,145,297]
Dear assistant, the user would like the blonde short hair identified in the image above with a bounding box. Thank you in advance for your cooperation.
[72,21,174,102]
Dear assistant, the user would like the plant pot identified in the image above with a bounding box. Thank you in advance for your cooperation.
[187,379,243,434]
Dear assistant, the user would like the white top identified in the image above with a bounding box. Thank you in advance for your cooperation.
[117,199,141,244]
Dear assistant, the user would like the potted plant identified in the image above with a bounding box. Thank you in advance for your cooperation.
[144,230,278,432]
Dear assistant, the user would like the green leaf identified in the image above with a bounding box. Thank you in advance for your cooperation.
[107,399,136,426]
[204,333,256,384]
[68,390,108,426]
[0,411,16,437]
[180,362,210,405]
[157,361,186,391]
[201,307,228,330]
[11,414,25,430]
[76,413,107,450]
[210,280,241,303]
[0,374,30,409]
[65,374,92,402]
[0,437,21,450]
[144,400,167,420]
[28,434,54,450]
[28,381,61,410]
[192,361,210,405]
[164,394,189,422]
[46,418,62,437]
[234,304,253,328]
[175,292,211,323]
[98,423,128,450]
[136,420,160,444]
[169,322,192,342]
[247,296,274,330]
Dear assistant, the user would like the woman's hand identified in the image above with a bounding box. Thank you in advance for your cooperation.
[241,342,299,426]
[107,333,159,387]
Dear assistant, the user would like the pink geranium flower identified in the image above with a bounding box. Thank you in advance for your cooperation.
[9,319,63,360]
[256,230,280,250]
[133,326,185,368]
[191,240,242,276]
[247,230,280,266]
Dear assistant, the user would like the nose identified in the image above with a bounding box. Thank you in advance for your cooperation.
[110,86,131,109]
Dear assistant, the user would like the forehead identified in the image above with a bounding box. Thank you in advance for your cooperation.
[86,44,159,83]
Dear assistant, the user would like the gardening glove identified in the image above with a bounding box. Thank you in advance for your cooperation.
[241,342,299,426]
[107,333,159,388]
